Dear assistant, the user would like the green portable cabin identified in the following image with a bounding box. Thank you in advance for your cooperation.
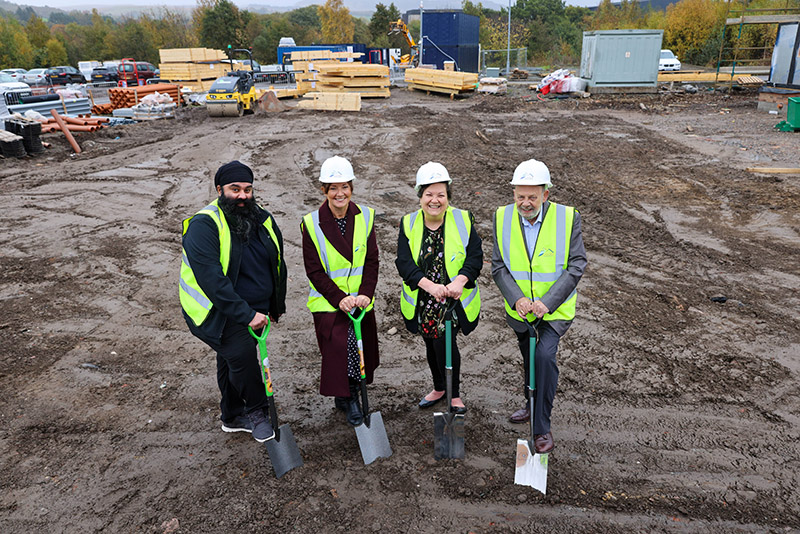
[580,29,663,93]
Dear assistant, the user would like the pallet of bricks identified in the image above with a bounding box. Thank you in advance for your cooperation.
[405,68,479,99]
[293,50,390,110]
[158,48,229,92]
[106,84,182,111]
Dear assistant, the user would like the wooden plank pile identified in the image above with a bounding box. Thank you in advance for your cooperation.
[405,68,479,98]
[478,77,507,95]
[158,48,229,92]
[107,84,181,110]
[295,92,361,112]
[292,51,388,98]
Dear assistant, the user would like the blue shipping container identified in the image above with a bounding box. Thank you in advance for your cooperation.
[422,12,479,47]
[422,44,479,73]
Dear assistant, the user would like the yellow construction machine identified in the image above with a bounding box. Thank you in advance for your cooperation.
[388,19,419,68]
[206,47,258,117]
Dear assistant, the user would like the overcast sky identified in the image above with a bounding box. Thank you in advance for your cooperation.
[6,0,604,10]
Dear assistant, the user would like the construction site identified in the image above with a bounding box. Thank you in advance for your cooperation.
[1,75,798,532]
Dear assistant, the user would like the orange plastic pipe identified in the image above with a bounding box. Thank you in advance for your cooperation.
[49,109,81,154]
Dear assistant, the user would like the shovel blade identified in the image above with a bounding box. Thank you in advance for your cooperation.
[514,439,548,494]
[354,411,392,465]
[433,412,465,460]
[265,424,303,479]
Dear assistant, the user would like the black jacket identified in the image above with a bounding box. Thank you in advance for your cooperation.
[182,206,287,347]
[395,209,483,335]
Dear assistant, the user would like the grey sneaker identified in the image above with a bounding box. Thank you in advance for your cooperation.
[247,408,275,443]
[221,415,253,433]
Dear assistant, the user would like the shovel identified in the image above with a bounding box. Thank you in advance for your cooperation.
[348,307,392,465]
[514,317,548,494]
[433,301,465,460]
[249,321,303,478]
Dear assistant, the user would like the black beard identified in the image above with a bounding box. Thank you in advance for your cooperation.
[218,193,261,241]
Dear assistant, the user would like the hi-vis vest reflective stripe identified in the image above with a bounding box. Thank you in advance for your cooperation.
[303,204,375,313]
[400,206,481,323]
[179,199,281,327]
[495,202,576,322]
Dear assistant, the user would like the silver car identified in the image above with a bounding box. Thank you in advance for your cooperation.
[1,68,27,81]
[23,68,48,85]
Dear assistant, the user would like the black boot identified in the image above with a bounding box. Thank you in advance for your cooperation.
[346,382,363,426]
[334,397,348,412]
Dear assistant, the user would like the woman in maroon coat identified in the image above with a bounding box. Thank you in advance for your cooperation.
[301,156,380,426]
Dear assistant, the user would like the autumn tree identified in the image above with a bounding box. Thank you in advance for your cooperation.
[0,15,34,68]
[663,0,727,64]
[368,3,402,47]
[45,37,68,66]
[318,0,354,43]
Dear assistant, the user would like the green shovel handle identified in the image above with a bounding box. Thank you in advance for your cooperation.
[248,317,273,397]
[248,316,271,342]
[347,307,367,379]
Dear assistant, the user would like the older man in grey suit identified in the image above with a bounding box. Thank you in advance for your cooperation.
[491,159,587,454]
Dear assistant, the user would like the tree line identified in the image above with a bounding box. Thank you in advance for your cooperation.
[0,0,794,71]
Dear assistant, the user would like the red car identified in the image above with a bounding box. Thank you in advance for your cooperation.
[117,60,157,86]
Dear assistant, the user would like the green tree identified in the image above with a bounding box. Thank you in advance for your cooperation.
[254,16,294,63]
[45,37,68,66]
[663,0,726,63]
[0,16,34,68]
[112,18,158,63]
[368,3,401,47]
[199,0,245,49]
[318,0,354,43]
[85,10,112,60]
[353,17,371,45]
[25,15,50,49]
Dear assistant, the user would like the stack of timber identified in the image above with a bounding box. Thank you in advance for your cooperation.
[312,63,390,98]
[158,48,229,92]
[291,51,369,95]
[107,84,181,110]
[478,77,508,95]
[405,68,479,98]
[295,92,361,112]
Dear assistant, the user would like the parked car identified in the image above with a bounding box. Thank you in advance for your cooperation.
[117,61,157,85]
[1,68,27,81]
[90,65,119,83]
[659,49,681,72]
[23,68,48,85]
[46,65,85,85]
[240,59,262,73]
[0,72,31,105]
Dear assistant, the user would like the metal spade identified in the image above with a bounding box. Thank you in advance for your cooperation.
[348,308,392,465]
[249,321,303,478]
[433,303,465,460]
[514,317,547,493]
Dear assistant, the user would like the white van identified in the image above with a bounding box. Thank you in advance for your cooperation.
[78,61,102,82]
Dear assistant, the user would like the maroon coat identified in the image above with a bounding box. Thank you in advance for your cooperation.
[301,200,380,397]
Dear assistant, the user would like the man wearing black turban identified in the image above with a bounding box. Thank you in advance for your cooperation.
[179,161,287,442]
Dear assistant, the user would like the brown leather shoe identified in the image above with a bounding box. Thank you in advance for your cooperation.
[508,406,530,424]
[534,432,554,454]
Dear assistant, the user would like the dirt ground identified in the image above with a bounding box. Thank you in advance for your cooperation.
[1,84,799,534]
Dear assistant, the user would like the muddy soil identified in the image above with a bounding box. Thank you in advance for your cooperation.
[1,86,798,534]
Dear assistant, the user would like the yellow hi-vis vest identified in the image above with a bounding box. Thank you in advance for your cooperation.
[179,199,281,327]
[495,202,576,322]
[303,204,376,313]
[399,206,481,323]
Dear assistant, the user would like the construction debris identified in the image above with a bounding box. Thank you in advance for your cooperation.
[405,68,478,98]
[107,84,181,111]
[509,68,529,80]
[295,92,361,112]
[478,77,507,95]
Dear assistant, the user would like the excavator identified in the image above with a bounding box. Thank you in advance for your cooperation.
[388,19,419,68]
[206,46,258,117]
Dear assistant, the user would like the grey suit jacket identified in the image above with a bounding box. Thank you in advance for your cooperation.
[491,200,587,336]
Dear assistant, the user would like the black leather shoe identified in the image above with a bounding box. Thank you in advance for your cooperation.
[346,397,363,426]
[451,404,467,415]
[418,392,445,408]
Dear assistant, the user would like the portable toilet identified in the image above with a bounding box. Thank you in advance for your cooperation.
[580,29,663,93]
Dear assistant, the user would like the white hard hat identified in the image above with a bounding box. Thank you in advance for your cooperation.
[319,156,355,183]
[415,161,451,192]
[510,159,552,188]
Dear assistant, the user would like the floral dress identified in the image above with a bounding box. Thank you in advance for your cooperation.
[417,225,458,339]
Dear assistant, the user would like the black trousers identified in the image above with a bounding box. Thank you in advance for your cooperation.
[515,321,560,435]
[212,320,268,423]
[424,334,461,398]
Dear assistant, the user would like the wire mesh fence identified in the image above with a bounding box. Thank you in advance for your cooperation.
[480,48,528,73]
